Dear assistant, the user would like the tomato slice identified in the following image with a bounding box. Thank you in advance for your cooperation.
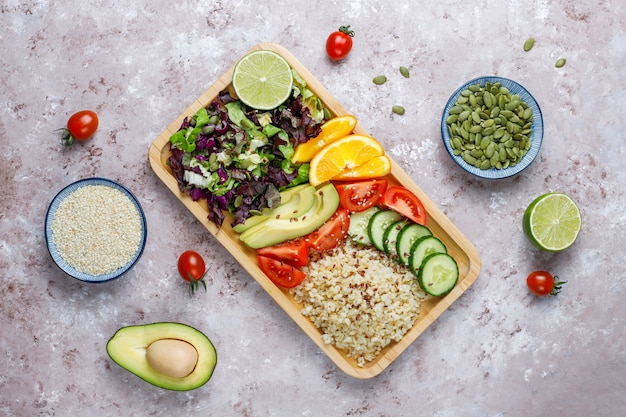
[306,208,350,252]
[380,186,428,225]
[256,238,309,267]
[334,179,388,212]
[257,255,306,288]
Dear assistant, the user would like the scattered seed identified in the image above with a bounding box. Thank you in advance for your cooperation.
[392,105,405,115]
[399,66,410,78]
[523,37,535,52]
[555,58,566,68]
[373,75,387,85]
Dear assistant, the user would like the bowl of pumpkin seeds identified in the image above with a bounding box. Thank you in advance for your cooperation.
[441,76,543,179]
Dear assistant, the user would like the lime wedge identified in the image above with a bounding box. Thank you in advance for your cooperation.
[523,192,582,252]
[232,50,294,110]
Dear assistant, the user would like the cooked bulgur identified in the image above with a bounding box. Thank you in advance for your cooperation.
[290,239,428,367]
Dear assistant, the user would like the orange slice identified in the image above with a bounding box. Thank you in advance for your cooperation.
[309,134,386,186]
[291,115,357,163]
[332,155,392,180]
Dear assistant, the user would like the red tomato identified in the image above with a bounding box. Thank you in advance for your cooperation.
[381,186,428,225]
[306,208,350,252]
[335,179,388,212]
[66,110,99,142]
[256,238,309,267]
[326,25,354,60]
[527,270,566,296]
[178,250,206,281]
[257,255,306,288]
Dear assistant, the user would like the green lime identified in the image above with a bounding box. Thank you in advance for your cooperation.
[523,192,582,252]
[232,50,294,110]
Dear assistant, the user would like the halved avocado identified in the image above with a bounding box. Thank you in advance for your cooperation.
[106,322,217,391]
[239,183,340,248]
[232,184,316,233]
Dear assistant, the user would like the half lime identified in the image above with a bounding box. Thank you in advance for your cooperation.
[523,192,582,252]
[232,50,294,110]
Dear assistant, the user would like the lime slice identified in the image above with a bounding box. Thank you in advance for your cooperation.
[232,50,294,110]
[523,192,582,252]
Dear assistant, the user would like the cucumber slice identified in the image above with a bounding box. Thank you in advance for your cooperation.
[417,253,459,296]
[396,223,432,266]
[368,210,403,251]
[348,206,381,246]
[383,219,409,260]
[408,236,447,276]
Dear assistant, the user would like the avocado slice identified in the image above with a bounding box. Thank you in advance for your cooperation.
[239,183,340,248]
[232,184,316,233]
[106,322,217,391]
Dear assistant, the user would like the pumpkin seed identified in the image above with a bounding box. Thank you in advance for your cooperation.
[446,115,458,124]
[463,153,478,165]
[399,66,410,78]
[373,75,387,85]
[445,80,535,170]
[555,58,566,68]
[392,105,405,115]
[523,37,535,52]
[449,105,464,115]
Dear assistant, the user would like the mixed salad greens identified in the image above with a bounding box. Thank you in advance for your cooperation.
[168,70,327,227]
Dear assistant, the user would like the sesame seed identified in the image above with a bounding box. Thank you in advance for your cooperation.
[51,185,142,276]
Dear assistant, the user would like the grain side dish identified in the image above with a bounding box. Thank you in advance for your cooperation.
[51,185,142,276]
[290,239,429,367]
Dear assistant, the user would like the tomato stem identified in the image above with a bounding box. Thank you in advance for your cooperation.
[550,276,567,296]
[187,267,209,295]
[57,128,75,146]
[339,25,355,37]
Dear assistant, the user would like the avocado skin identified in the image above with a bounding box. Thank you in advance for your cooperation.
[239,183,340,249]
[106,322,217,391]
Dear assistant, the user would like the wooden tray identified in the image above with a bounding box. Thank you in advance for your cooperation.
[149,42,481,379]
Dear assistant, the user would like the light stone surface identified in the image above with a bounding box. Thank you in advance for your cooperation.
[1,1,625,416]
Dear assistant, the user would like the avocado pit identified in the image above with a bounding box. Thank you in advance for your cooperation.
[146,338,198,378]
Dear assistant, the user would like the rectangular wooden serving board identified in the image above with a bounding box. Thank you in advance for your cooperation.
[149,42,481,379]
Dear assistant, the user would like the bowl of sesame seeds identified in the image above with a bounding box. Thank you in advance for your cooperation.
[45,177,147,283]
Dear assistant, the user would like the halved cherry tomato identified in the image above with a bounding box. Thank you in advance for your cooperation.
[381,186,428,225]
[256,238,309,267]
[257,255,306,288]
[326,26,354,60]
[334,179,388,212]
[306,208,350,252]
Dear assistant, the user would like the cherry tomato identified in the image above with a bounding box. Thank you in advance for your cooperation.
[527,270,566,296]
[257,255,306,288]
[256,238,309,267]
[380,186,428,225]
[61,110,99,146]
[178,250,207,294]
[326,25,355,60]
[306,208,350,252]
[335,179,388,212]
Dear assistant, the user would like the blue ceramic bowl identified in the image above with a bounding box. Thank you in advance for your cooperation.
[441,76,543,179]
[45,178,147,283]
